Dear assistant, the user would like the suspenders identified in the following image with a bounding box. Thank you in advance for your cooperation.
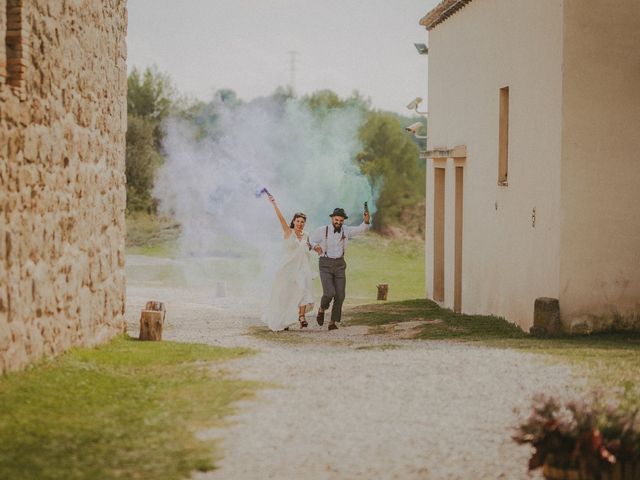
[324,225,346,258]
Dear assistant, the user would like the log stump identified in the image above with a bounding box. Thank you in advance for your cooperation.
[139,301,166,341]
[377,284,389,301]
[530,297,562,337]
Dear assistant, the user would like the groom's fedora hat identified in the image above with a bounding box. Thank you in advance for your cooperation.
[329,207,348,219]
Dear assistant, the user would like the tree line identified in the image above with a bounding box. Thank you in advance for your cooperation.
[126,66,426,237]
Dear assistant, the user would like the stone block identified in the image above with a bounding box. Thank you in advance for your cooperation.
[569,320,592,335]
[530,297,563,337]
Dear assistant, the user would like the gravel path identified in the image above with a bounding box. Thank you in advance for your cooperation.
[126,255,580,480]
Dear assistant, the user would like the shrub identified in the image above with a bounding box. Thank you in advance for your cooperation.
[513,391,640,477]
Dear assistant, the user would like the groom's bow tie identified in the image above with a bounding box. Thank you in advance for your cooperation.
[334,227,342,234]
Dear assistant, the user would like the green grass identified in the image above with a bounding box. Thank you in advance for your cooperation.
[491,335,640,401]
[247,326,314,345]
[0,336,257,480]
[345,299,526,340]
[126,212,180,255]
[345,299,640,401]
[336,233,425,305]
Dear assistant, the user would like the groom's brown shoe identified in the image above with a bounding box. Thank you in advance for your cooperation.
[328,322,338,331]
[316,310,325,326]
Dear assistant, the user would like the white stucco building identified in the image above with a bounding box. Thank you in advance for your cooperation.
[420,0,640,332]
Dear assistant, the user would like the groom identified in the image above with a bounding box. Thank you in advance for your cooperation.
[310,207,371,330]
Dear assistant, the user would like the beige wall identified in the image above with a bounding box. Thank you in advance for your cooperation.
[0,0,127,373]
[425,0,564,329]
[559,0,640,331]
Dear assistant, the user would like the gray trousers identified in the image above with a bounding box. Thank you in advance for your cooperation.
[319,256,346,323]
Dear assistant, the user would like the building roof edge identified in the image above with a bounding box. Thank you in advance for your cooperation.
[419,0,474,31]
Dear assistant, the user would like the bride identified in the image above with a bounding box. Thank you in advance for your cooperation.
[261,193,315,331]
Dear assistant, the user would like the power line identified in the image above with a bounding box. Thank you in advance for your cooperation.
[288,50,298,94]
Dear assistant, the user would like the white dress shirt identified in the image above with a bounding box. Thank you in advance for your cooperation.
[309,222,370,258]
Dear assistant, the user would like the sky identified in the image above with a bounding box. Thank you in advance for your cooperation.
[127,0,441,114]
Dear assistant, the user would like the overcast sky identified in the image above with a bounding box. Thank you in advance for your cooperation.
[127,0,440,114]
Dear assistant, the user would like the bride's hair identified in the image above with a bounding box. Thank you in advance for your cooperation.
[289,212,307,228]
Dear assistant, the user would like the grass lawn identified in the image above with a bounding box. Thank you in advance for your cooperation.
[0,336,257,480]
[345,299,640,402]
[125,212,180,256]
[344,234,425,304]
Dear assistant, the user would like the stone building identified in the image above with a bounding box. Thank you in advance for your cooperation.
[420,0,640,332]
[0,0,127,372]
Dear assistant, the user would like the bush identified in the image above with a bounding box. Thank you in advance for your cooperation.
[513,391,640,477]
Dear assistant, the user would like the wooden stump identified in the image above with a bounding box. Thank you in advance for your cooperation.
[139,300,166,341]
[145,301,166,317]
[377,284,389,301]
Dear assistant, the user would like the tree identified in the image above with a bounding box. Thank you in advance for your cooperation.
[125,114,163,212]
[357,111,425,236]
[126,66,177,211]
[127,66,176,150]
[302,89,370,116]
[175,89,244,141]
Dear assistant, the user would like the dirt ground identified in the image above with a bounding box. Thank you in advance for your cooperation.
[125,254,579,480]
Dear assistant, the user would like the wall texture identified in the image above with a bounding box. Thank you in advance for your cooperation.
[0,0,127,373]
[425,0,564,330]
[559,0,640,332]
[423,0,640,332]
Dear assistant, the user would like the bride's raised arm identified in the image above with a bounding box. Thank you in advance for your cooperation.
[266,194,292,238]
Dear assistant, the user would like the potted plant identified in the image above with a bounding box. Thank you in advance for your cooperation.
[513,392,640,480]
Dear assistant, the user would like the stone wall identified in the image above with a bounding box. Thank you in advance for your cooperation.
[0,0,128,373]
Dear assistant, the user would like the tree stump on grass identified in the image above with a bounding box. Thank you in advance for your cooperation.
[139,301,166,341]
[377,284,389,301]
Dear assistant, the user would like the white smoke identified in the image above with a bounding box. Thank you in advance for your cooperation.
[154,95,374,294]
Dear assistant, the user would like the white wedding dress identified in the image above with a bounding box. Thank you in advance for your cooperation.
[262,232,315,331]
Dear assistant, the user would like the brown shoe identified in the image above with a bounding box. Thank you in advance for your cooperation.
[328,322,338,331]
[316,310,325,326]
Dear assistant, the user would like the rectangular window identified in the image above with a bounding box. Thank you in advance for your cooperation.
[498,86,509,185]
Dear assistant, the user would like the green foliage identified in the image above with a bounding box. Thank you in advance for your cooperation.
[125,75,426,234]
[215,88,242,107]
[302,89,370,116]
[0,336,257,480]
[125,212,180,252]
[126,114,164,212]
[304,89,342,109]
[356,112,426,235]
[175,99,218,142]
[127,66,176,141]
[175,89,243,141]
[126,66,178,212]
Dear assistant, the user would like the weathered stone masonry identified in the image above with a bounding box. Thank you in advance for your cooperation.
[0,0,127,373]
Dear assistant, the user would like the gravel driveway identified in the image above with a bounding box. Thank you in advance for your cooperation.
[125,254,579,480]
